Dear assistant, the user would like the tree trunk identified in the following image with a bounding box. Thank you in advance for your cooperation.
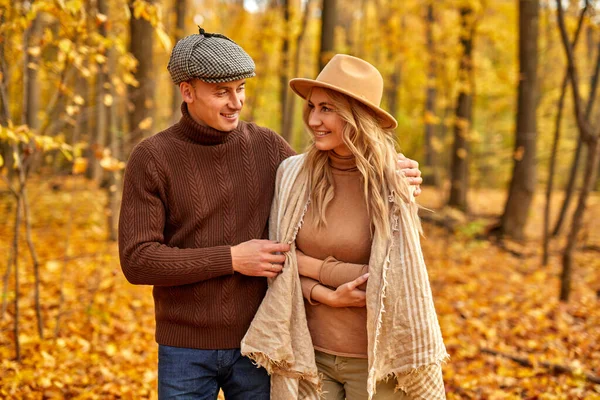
[128,0,155,155]
[280,0,292,140]
[283,0,313,145]
[0,9,14,175]
[107,21,121,242]
[587,23,594,66]
[12,183,22,361]
[448,6,474,211]
[542,5,587,266]
[500,0,539,239]
[171,0,186,124]
[92,0,109,185]
[423,3,438,186]
[319,0,336,71]
[387,65,401,122]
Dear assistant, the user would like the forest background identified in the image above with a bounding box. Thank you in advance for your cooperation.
[1,0,599,398]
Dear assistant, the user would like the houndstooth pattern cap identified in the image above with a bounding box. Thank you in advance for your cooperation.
[167,27,256,85]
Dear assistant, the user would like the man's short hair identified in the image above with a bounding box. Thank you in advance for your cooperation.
[168,28,256,85]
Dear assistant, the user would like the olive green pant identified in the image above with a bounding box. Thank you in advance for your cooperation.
[315,350,409,400]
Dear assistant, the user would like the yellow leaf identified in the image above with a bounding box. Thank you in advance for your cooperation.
[96,13,107,23]
[27,46,41,57]
[457,148,468,159]
[0,154,3,168]
[73,95,85,105]
[58,39,72,53]
[95,54,107,64]
[103,94,113,107]
[156,26,172,52]
[72,157,88,175]
[100,156,125,172]
[424,111,440,125]
[46,260,60,272]
[137,117,153,130]
[65,105,78,116]
[39,376,52,388]
[514,146,525,161]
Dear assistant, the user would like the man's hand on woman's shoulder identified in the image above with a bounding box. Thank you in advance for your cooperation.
[397,153,422,197]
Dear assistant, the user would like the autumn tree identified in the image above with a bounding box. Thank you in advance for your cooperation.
[128,0,156,155]
[448,4,477,211]
[423,2,439,186]
[500,0,540,239]
[556,0,600,302]
[319,0,337,70]
[171,0,187,123]
[543,4,589,266]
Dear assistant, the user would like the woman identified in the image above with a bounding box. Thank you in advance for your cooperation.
[241,54,447,400]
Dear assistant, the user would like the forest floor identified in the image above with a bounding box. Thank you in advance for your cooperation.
[0,177,599,399]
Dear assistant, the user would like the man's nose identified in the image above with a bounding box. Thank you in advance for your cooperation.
[229,92,243,110]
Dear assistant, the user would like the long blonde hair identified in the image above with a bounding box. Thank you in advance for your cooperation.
[301,87,413,239]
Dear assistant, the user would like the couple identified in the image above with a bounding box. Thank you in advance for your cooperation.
[119,28,447,400]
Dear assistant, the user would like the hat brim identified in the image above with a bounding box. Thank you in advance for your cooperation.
[289,78,398,130]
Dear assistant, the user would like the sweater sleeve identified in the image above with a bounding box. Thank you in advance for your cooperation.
[319,256,368,291]
[300,276,321,305]
[118,142,234,286]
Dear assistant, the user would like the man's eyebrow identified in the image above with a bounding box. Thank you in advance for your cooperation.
[214,81,245,91]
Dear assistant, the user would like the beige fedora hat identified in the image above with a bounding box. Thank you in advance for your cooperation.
[289,54,398,129]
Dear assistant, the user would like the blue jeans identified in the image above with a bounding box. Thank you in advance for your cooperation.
[158,345,270,400]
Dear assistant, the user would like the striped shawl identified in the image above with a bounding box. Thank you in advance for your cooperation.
[241,154,448,399]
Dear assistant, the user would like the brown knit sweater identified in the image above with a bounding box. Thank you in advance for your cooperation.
[118,103,295,349]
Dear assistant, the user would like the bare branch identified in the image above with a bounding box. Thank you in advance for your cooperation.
[22,190,43,338]
[482,348,600,384]
[556,0,594,141]
[543,2,589,262]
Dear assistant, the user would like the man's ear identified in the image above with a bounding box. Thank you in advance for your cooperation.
[180,81,194,103]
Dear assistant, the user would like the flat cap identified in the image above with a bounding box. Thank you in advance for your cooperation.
[167,28,256,85]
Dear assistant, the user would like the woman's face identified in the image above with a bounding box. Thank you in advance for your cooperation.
[307,88,351,156]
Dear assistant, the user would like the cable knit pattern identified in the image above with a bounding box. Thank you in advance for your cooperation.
[119,102,295,349]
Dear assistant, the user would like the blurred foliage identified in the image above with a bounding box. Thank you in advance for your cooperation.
[1,0,600,398]
[0,0,596,186]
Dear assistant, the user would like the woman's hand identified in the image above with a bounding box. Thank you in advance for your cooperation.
[327,273,369,307]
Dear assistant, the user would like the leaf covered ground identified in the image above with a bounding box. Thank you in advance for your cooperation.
[0,178,599,399]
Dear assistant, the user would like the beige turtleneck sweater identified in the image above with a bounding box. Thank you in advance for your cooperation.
[296,151,371,358]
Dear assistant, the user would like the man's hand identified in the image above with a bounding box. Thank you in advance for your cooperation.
[398,153,423,197]
[231,239,290,278]
[328,273,369,307]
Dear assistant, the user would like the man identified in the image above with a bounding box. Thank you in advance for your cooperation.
[118,28,422,399]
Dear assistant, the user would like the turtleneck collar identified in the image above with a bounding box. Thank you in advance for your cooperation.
[174,102,240,145]
[328,150,358,173]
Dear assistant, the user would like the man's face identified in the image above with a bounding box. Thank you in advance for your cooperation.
[180,78,246,132]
